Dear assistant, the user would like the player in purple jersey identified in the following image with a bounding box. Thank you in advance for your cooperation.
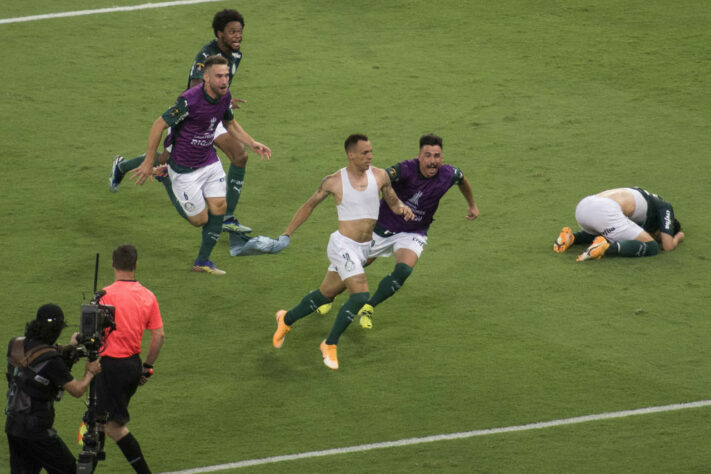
[131,56,271,275]
[317,134,479,328]
[110,9,259,233]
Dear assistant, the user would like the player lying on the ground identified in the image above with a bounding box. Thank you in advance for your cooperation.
[554,187,684,261]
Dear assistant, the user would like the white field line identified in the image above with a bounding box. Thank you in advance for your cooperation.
[0,0,223,25]
[160,399,711,473]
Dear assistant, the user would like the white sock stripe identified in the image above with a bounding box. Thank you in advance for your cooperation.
[0,0,223,25]
[159,399,711,473]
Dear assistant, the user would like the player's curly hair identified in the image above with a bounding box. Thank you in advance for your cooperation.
[212,9,245,37]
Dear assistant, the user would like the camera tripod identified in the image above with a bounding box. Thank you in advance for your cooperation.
[76,352,107,474]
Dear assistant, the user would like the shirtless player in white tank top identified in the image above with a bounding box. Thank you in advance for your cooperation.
[272,134,414,369]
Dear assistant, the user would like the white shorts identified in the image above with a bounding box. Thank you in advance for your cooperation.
[575,194,644,242]
[369,231,427,259]
[326,231,372,281]
[168,161,226,217]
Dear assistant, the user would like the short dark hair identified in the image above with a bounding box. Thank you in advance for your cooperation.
[673,218,682,235]
[212,9,245,36]
[204,54,228,71]
[113,244,138,271]
[344,134,369,152]
[419,134,443,149]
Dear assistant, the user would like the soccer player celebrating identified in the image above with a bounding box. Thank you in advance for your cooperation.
[111,9,258,233]
[554,187,684,261]
[272,134,414,369]
[131,55,271,274]
[317,133,479,328]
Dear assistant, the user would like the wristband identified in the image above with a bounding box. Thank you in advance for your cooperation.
[142,363,154,378]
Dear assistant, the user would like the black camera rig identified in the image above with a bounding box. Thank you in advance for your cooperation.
[76,254,115,474]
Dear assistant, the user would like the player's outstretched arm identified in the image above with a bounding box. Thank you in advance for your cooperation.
[283,175,334,237]
[131,117,168,185]
[225,120,271,160]
[458,176,479,220]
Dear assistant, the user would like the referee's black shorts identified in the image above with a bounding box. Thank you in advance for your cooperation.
[96,354,141,425]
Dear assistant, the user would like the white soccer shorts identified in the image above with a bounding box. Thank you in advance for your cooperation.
[575,193,646,242]
[168,161,226,217]
[326,231,372,281]
[369,231,427,259]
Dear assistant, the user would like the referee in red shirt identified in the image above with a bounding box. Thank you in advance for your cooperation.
[96,244,165,473]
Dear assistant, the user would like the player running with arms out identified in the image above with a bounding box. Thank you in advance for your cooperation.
[554,187,684,261]
[271,134,414,369]
[317,133,479,328]
[131,55,271,275]
[110,9,260,233]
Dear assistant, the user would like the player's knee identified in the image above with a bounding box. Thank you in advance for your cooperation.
[105,422,129,442]
[214,201,227,214]
[219,139,247,166]
[392,263,413,284]
[229,148,248,167]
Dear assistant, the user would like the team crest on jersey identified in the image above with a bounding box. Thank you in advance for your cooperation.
[407,191,423,207]
[195,62,205,72]
[208,117,217,133]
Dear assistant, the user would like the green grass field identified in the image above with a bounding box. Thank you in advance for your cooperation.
[1,1,710,472]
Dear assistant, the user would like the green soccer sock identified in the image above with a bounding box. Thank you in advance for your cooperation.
[326,292,369,345]
[117,154,158,174]
[162,180,187,220]
[225,165,246,220]
[573,231,596,245]
[369,263,413,307]
[606,240,659,257]
[196,212,224,262]
[284,289,332,325]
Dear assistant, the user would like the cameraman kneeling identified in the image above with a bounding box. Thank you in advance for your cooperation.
[5,303,101,474]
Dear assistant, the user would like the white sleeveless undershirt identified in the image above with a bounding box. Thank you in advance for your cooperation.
[336,167,380,221]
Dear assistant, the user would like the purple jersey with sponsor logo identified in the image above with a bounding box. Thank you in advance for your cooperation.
[378,159,460,236]
[162,84,232,169]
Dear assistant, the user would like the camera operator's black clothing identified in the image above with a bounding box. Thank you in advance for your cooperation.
[7,432,76,474]
[5,338,77,473]
[96,355,142,425]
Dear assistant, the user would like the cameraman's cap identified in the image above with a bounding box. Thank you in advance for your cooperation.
[36,303,67,328]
